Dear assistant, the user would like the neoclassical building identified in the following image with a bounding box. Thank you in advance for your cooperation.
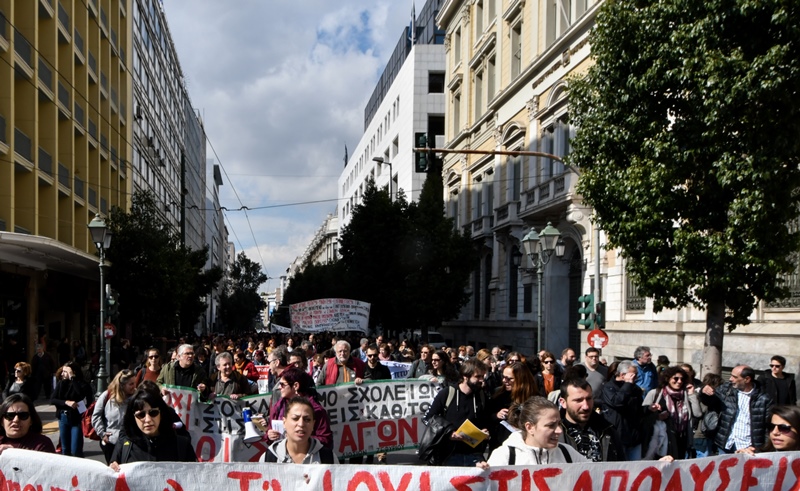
[436,0,800,373]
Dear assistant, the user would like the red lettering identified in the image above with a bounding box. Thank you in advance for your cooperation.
[378,471,411,491]
[449,475,485,491]
[166,478,184,491]
[269,479,282,491]
[377,421,397,448]
[22,485,36,491]
[72,475,79,487]
[224,436,231,462]
[339,425,356,454]
[689,461,716,491]
[664,469,682,491]
[248,440,269,462]
[420,472,431,491]
[740,458,773,491]
[521,469,531,491]
[172,392,185,410]
[398,418,417,445]
[488,470,518,491]
[114,473,131,491]
[788,458,800,491]
[196,435,217,462]
[602,470,629,491]
[773,456,788,491]
[630,467,661,491]
[346,471,380,491]
[715,457,738,491]
[533,468,562,491]
[228,472,262,491]
[572,470,592,491]
[323,470,333,491]
[357,421,377,450]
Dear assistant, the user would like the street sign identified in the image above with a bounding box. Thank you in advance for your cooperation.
[104,322,116,339]
[587,329,608,349]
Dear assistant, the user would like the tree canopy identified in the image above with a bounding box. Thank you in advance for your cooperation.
[220,252,267,333]
[568,0,800,374]
[106,190,221,336]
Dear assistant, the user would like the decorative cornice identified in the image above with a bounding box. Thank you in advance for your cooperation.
[526,95,540,121]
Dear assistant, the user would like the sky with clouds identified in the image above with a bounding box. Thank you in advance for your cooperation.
[162,1,417,291]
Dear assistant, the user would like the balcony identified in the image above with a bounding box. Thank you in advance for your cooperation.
[88,118,98,144]
[521,167,580,216]
[57,81,71,117]
[110,87,118,112]
[88,0,98,17]
[89,187,97,207]
[38,59,53,93]
[74,100,85,129]
[99,7,108,37]
[471,215,494,239]
[73,29,85,64]
[14,127,33,163]
[120,159,126,178]
[0,12,7,52]
[100,71,108,98]
[57,2,71,42]
[493,201,522,230]
[38,147,53,177]
[74,176,84,199]
[88,51,97,81]
[58,163,70,190]
[100,134,108,153]
[14,31,33,78]
[0,113,6,147]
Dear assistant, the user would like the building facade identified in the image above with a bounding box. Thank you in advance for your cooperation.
[437,0,800,373]
[0,0,132,360]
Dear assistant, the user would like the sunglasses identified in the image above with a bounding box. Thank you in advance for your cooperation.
[543,360,554,364]
[148,355,160,359]
[432,358,441,362]
[671,377,685,382]
[508,358,520,363]
[367,354,379,358]
[3,412,30,421]
[278,382,289,388]
[768,423,794,435]
[134,409,161,420]
[770,365,783,368]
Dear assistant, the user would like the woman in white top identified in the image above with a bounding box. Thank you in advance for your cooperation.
[482,396,587,467]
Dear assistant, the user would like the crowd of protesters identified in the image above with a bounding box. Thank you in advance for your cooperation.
[0,330,798,470]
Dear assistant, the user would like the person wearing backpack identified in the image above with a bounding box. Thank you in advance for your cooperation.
[259,397,338,464]
[482,396,586,466]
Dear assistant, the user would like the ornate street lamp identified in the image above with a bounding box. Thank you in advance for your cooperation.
[88,214,112,395]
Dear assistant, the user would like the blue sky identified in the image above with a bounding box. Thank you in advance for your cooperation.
[163,1,417,291]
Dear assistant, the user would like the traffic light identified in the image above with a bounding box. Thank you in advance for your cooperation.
[106,284,119,318]
[595,301,605,329]
[578,294,594,328]
[415,132,428,173]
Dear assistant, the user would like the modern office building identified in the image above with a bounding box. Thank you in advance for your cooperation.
[0,0,132,359]
[437,0,800,371]
[338,0,446,229]
[296,212,339,270]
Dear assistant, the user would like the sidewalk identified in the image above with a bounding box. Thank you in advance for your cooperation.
[33,400,105,463]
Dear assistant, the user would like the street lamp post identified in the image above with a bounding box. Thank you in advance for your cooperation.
[517,222,565,352]
[88,214,112,396]
[372,156,393,202]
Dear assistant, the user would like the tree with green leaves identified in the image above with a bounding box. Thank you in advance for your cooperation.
[220,252,267,333]
[107,190,221,336]
[568,0,800,375]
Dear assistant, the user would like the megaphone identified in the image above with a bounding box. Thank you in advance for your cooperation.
[242,407,263,444]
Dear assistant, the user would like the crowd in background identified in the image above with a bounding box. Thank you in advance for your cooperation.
[0,329,798,469]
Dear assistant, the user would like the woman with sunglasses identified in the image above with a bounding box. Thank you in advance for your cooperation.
[264,367,333,449]
[92,369,136,463]
[134,348,162,386]
[421,350,460,386]
[642,366,702,460]
[51,361,94,457]
[738,405,800,454]
[2,362,37,401]
[488,361,539,452]
[109,386,196,470]
[535,351,562,398]
[0,393,55,454]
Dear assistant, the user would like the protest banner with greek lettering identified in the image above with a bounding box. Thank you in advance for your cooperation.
[289,298,370,334]
[3,449,799,491]
[381,360,412,379]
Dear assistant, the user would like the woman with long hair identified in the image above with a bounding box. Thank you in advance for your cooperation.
[51,361,94,457]
[2,362,37,401]
[0,393,55,454]
[760,405,800,452]
[488,361,539,452]
[421,350,460,386]
[134,348,162,386]
[483,396,586,466]
[92,369,136,463]
[264,367,333,448]
[109,387,196,470]
[642,365,702,459]
[535,351,562,398]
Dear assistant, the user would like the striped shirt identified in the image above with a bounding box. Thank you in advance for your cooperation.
[725,388,754,450]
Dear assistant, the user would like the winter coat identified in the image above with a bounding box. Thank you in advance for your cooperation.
[642,387,702,459]
[157,361,210,398]
[600,379,644,447]
[705,381,774,451]
[2,377,37,401]
[758,372,797,406]
[559,409,625,462]
[91,390,127,445]
[488,431,587,465]
[51,379,94,424]
[110,433,196,464]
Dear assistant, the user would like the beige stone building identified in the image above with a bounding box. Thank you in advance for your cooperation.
[436,0,800,374]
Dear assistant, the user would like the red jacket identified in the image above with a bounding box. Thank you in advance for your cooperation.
[323,356,365,385]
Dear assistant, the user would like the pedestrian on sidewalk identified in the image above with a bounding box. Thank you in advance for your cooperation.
[51,362,94,457]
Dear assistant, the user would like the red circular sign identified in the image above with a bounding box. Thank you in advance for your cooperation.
[587,329,609,349]
[104,322,116,339]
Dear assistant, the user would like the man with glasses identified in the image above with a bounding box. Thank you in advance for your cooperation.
[578,347,607,396]
[316,340,365,386]
[758,355,797,406]
[701,365,774,454]
[360,344,391,464]
[157,344,209,399]
[408,345,433,379]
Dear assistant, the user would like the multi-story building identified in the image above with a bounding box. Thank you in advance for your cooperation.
[438,0,800,371]
[338,0,446,229]
[203,161,224,335]
[0,0,132,358]
[296,212,339,271]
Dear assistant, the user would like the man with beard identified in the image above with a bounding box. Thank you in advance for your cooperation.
[157,344,209,400]
[422,359,491,467]
[316,340,365,386]
[558,378,623,462]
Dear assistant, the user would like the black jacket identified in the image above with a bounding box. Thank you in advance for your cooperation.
[111,433,196,464]
[51,379,94,423]
[758,372,797,406]
[423,385,490,455]
[559,409,624,462]
[704,381,774,450]
[600,379,644,447]
[364,362,391,381]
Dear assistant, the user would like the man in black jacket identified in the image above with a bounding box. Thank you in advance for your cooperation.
[600,360,644,460]
[364,345,391,381]
[701,365,774,454]
[559,377,624,462]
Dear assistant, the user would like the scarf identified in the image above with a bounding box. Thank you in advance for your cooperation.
[234,359,246,373]
[662,386,690,434]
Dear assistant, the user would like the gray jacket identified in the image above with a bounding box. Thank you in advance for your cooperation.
[91,390,127,445]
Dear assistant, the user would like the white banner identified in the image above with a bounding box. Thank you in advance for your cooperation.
[2,449,799,490]
[270,323,292,333]
[289,298,370,334]
[163,379,439,461]
[381,360,412,379]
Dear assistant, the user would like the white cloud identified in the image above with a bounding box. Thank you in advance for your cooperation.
[163,1,417,288]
